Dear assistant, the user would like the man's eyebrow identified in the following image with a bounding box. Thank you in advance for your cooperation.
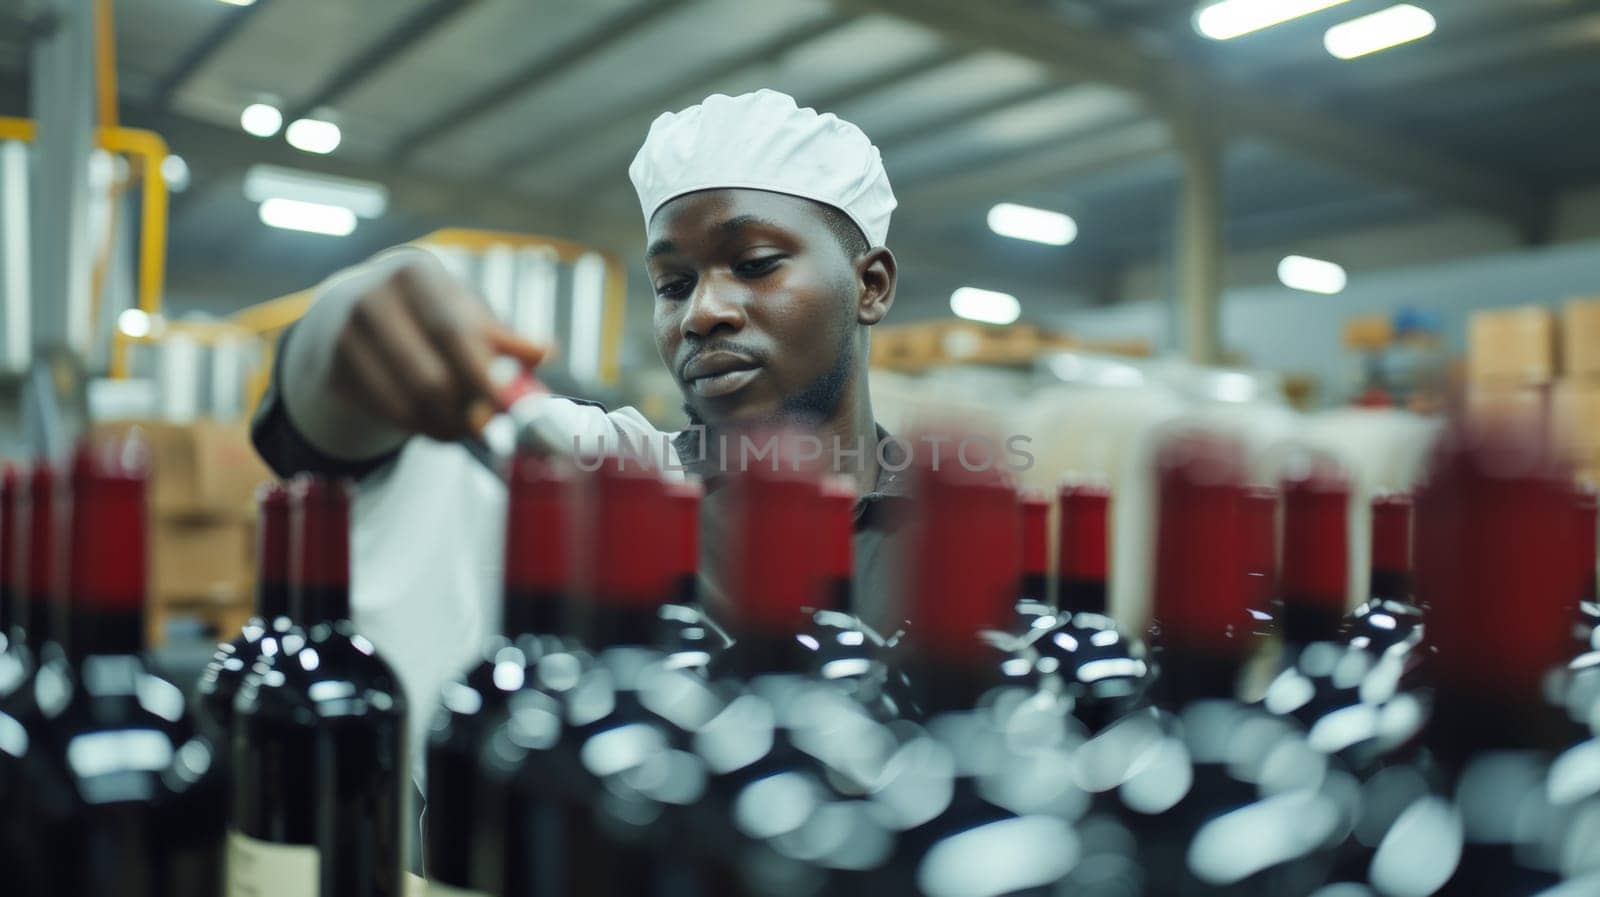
[716,215,781,237]
[645,239,677,262]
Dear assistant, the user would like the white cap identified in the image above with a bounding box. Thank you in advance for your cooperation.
[628,89,896,247]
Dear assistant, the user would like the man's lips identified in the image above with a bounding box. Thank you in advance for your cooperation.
[682,351,762,398]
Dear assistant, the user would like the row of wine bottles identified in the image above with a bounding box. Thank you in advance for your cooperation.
[3,418,1599,896]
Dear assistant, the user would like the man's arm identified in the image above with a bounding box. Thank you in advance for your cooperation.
[250,246,543,478]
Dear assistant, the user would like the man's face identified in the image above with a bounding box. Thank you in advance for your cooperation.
[647,189,861,429]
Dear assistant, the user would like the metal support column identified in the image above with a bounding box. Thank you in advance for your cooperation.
[22,0,97,457]
[1174,116,1224,366]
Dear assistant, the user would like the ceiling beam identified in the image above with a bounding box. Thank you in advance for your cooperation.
[560,43,980,200]
[389,0,684,163]
[894,120,1172,215]
[492,14,856,174]
[837,0,1547,232]
[283,0,479,122]
[150,0,274,111]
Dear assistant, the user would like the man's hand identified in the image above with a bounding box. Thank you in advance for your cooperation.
[330,253,545,442]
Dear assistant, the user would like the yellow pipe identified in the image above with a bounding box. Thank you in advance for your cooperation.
[0,118,35,141]
[600,256,626,385]
[94,0,119,127]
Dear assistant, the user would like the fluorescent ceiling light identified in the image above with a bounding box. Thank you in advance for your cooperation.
[217,0,257,6]
[1195,0,1352,40]
[1278,255,1347,295]
[239,103,282,138]
[286,118,341,155]
[160,155,190,193]
[117,308,153,338]
[258,198,357,237]
[987,203,1078,246]
[950,287,1021,325]
[1325,4,1436,59]
[243,164,387,218]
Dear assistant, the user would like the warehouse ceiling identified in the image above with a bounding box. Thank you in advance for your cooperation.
[2,0,1598,330]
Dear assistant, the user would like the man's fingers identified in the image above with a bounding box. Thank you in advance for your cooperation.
[354,295,473,436]
[335,335,419,432]
[485,327,546,367]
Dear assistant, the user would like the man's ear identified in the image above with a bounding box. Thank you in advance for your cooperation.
[855,246,897,326]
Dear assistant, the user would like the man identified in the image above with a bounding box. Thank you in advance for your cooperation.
[251,89,911,766]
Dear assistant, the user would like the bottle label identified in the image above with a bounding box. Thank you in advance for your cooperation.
[226,830,318,897]
[423,881,490,897]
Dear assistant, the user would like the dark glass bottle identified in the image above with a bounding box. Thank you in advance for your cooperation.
[230,475,409,897]
[424,451,573,896]
[20,462,61,665]
[494,459,703,897]
[6,442,225,897]
[1029,483,1150,732]
[1346,492,1425,658]
[1124,432,1338,896]
[875,457,1080,897]
[1387,426,1590,896]
[0,464,24,684]
[0,463,66,819]
[195,481,292,736]
[655,476,729,674]
[1277,460,1350,656]
[1571,483,1597,652]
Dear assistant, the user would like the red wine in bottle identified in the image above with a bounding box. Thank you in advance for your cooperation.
[0,465,26,690]
[1277,459,1350,654]
[195,481,292,736]
[1030,483,1149,732]
[655,477,729,674]
[230,475,408,897]
[1385,425,1588,896]
[7,442,226,897]
[424,451,573,896]
[1347,493,1424,658]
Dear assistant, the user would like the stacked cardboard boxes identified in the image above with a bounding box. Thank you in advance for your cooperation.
[1557,298,1600,484]
[1465,298,1600,484]
[1464,305,1558,435]
[93,419,270,645]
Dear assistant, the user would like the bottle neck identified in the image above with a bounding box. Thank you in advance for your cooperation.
[901,650,1007,718]
[1279,596,1344,646]
[720,628,813,678]
[67,605,144,664]
[821,575,852,614]
[25,590,54,652]
[1057,577,1107,615]
[582,600,661,650]
[1369,568,1412,601]
[297,583,351,626]
[1016,572,1049,605]
[502,586,567,640]
[256,579,290,621]
[1151,644,1242,707]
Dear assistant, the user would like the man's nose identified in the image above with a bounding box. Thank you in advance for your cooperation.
[680,275,746,339]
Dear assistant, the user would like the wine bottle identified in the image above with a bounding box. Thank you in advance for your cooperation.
[6,442,226,897]
[195,481,293,736]
[0,464,24,682]
[1240,485,1281,636]
[1346,493,1424,659]
[1277,459,1350,657]
[804,475,906,720]
[1572,483,1597,653]
[655,476,729,674]
[1123,431,1340,896]
[230,475,408,897]
[1369,425,1590,896]
[873,455,1080,896]
[493,458,711,897]
[424,451,573,896]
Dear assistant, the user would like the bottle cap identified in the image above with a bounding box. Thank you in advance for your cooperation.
[69,438,150,611]
[1058,483,1110,582]
[1370,492,1413,575]
[1020,491,1050,579]
[505,453,573,591]
[1280,458,1350,610]
[1152,430,1252,655]
[289,475,352,590]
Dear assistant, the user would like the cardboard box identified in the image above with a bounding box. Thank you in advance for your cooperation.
[150,516,255,600]
[1468,306,1558,386]
[1555,379,1600,460]
[93,419,271,517]
[1564,297,1600,380]
[1466,383,1551,433]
